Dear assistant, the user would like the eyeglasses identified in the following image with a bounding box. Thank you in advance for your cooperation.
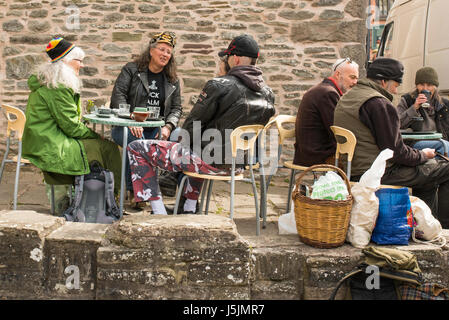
[155,46,173,56]
[333,57,353,71]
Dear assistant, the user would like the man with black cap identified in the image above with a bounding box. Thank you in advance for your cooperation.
[126,34,276,215]
[334,57,449,228]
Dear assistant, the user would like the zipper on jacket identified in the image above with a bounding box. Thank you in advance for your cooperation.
[75,139,87,172]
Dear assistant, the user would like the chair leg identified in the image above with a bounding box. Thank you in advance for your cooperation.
[198,179,208,215]
[50,184,55,215]
[204,180,214,215]
[174,175,188,215]
[230,159,236,220]
[249,164,260,236]
[13,141,22,210]
[258,154,267,229]
[0,137,11,184]
[286,169,296,214]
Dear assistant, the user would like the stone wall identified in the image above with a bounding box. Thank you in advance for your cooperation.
[1,210,448,300]
[0,0,368,154]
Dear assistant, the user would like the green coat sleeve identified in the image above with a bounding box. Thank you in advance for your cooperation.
[46,87,98,139]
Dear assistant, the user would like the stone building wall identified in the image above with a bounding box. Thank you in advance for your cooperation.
[0,0,367,154]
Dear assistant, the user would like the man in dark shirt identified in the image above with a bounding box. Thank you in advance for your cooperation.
[334,57,449,228]
[293,58,359,166]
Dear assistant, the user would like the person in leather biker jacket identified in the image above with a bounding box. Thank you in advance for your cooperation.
[126,34,276,215]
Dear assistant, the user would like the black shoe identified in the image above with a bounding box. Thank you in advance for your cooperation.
[159,171,179,197]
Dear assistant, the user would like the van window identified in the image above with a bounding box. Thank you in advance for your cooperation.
[378,22,394,57]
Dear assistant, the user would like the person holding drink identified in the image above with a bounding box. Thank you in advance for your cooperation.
[397,66,449,155]
[109,31,182,207]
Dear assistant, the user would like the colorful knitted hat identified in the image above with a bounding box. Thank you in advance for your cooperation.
[46,37,75,63]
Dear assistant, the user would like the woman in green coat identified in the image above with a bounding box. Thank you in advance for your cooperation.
[22,37,121,194]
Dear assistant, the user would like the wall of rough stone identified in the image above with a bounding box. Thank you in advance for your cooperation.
[1,210,448,300]
[0,0,367,154]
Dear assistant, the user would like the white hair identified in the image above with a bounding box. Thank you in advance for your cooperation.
[36,46,85,93]
[332,58,359,73]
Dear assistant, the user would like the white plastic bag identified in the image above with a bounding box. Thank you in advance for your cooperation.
[410,196,446,247]
[310,171,349,200]
[278,206,298,235]
[346,148,394,248]
[278,185,298,235]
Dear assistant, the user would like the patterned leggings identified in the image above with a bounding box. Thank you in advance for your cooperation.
[127,139,229,202]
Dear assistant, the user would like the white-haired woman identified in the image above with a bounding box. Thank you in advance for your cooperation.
[22,37,121,198]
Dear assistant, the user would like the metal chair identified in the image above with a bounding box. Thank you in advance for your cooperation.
[0,104,29,210]
[173,124,265,235]
[263,115,328,214]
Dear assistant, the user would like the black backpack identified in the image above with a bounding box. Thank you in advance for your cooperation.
[63,162,121,224]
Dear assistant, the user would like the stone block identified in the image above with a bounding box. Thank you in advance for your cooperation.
[0,211,64,299]
[251,280,302,300]
[6,55,45,80]
[105,215,242,249]
[291,20,365,43]
[2,20,24,32]
[97,215,251,299]
[112,32,142,42]
[252,247,304,281]
[43,222,109,299]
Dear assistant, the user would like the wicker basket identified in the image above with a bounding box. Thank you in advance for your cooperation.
[292,164,353,249]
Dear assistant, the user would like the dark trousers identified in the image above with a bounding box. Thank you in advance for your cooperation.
[381,159,449,228]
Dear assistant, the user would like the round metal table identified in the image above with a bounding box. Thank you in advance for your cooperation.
[401,132,443,140]
[83,113,165,215]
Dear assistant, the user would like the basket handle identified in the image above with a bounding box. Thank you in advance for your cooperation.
[294,164,352,197]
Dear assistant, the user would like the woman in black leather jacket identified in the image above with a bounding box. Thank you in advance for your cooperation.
[109,31,182,204]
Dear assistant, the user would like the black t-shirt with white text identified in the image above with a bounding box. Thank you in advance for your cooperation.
[146,70,165,116]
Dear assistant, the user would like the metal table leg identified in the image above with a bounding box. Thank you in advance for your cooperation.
[119,128,128,216]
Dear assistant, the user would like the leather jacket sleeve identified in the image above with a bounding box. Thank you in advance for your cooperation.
[182,79,223,145]
[165,80,182,128]
[110,62,135,109]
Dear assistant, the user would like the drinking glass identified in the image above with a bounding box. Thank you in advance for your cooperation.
[119,103,131,114]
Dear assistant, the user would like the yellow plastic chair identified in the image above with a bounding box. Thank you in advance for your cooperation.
[330,125,405,190]
[263,115,328,214]
[0,104,30,210]
[330,126,356,180]
[173,124,265,235]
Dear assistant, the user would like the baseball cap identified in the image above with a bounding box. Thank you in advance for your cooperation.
[218,34,259,59]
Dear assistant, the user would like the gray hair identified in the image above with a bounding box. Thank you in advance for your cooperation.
[37,46,85,93]
[332,58,359,73]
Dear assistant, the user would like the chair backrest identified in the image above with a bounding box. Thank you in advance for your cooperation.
[273,115,296,145]
[330,125,357,179]
[230,124,264,159]
[2,104,26,141]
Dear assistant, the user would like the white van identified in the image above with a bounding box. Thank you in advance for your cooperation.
[377,0,449,97]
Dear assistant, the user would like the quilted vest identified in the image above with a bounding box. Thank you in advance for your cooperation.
[334,79,393,177]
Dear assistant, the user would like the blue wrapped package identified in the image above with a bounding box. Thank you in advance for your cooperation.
[371,188,413,245]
